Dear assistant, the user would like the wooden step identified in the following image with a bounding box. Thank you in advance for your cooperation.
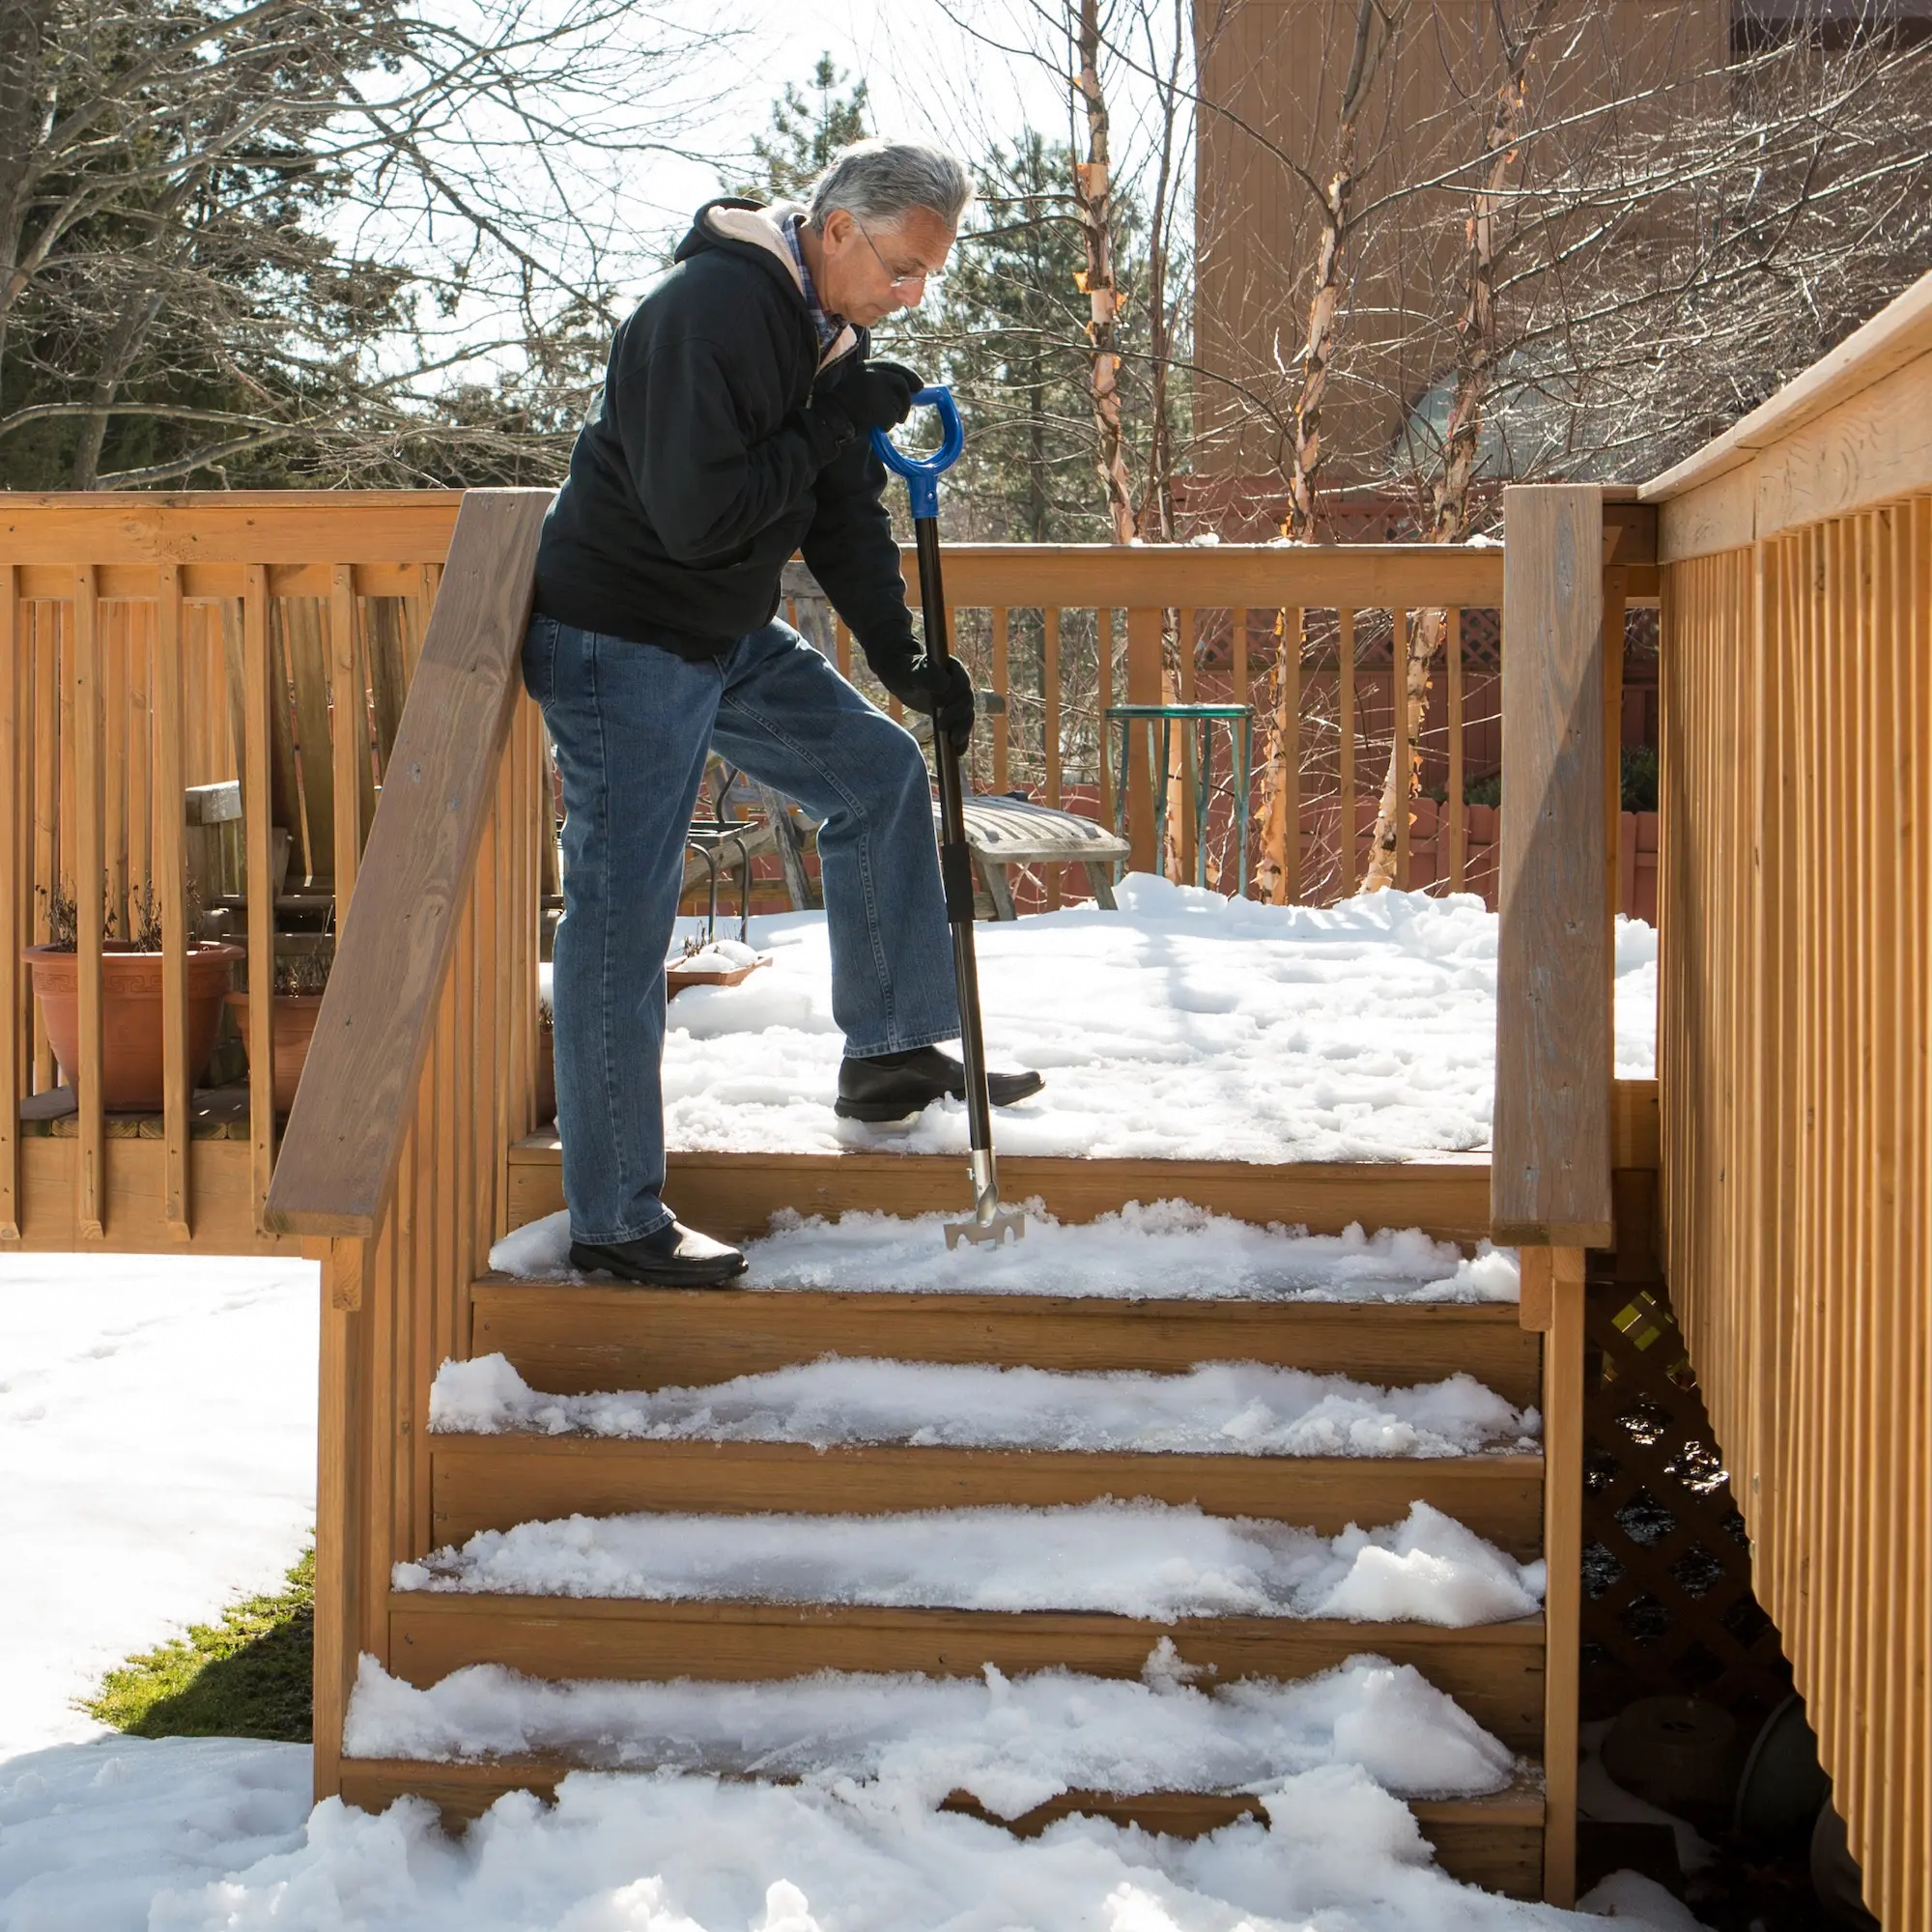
[428,1436,1546,1555]
[334,1757,1545,1899]
[469,1283,1542,1410]
[386,1595,1546,1751]
[504,1143,1495,1244]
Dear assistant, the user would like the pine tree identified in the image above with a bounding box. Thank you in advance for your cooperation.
[742,56,869,203]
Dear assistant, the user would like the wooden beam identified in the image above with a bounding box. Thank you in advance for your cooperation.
[1540,1246,1586,1906]
[1492,488,1613,1248]
[265,491,552,1237]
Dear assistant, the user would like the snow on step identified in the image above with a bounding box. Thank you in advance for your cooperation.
[639,881,1660,1162]
[492,1202,1521,1304]
[393,1498,1546,1626]
[14,1737,1691,1932]
[342,1647,1518,1808]
[430,1353,1541,1460]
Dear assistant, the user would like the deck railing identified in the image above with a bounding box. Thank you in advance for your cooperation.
[3,504,1538,1252]
[1642,270,1932,1932]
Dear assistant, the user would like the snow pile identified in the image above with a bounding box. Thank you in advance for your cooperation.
[492,1201,1521,1304]
[394,1499,1545,1627]
[342,1649,1518,1805]
[0,1733,1702,1932]
[631,882,1660,1162]
[0,1255,317,1758]
[428,1353,1541,1461]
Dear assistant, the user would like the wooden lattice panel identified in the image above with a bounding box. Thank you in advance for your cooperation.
[1579,1272,1791,1728]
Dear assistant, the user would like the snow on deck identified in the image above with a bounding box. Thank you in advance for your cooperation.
[620,877,1660,1163]
[428,1353,1541,1460]
[340,1650,1518,1804]
[492,1202,1522,1300]
[394,1499,1546,1628]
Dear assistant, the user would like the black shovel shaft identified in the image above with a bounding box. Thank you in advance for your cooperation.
[911,515,994,1160]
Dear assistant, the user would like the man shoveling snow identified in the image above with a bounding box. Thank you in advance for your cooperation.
[525,138,1041,1288]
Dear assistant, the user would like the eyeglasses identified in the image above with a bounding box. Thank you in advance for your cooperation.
[853,220,944,297]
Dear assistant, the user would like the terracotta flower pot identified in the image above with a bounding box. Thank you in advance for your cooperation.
[226,992,327,1117]
[23,942,243,1110]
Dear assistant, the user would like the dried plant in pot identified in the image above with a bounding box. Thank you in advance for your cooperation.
[226,943,331,1118]
[22,884,243,1111]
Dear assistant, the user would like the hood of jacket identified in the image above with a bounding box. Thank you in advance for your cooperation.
[674,197,860,371]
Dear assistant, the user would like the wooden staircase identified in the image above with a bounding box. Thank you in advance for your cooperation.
[258,483,1628,1913]
[338,1253,1554,1900]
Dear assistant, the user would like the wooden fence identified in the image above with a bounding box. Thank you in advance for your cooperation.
[1643,270,1932,1930]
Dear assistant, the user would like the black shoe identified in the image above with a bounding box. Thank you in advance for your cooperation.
[835,1045,1044,1122]
[569,1220,747,1288]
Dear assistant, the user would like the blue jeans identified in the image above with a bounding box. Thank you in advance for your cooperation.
[522,613,961,1243]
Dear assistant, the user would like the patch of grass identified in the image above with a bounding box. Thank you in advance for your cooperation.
[83,1548,314,1742]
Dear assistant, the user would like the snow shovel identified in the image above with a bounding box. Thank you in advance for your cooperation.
[873,387,1023,1249]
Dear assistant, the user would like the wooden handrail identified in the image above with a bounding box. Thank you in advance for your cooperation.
[264,489,551,1237]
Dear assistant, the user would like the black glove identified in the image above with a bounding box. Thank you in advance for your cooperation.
[841,359,927,435]
[868,644,974,755]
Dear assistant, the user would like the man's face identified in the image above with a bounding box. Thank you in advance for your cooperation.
[815,206,956,328]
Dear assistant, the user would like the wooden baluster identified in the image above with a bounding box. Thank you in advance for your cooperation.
[127,603,152,935]
[1232,610,1249,892]
[59,601,76,928]
[1178,608,1197,884]
[1,569,19,1238]
[331,566,364,913]
[73,567,105,1239]
[103,603,127,937]
[1447,609,1466,894]
[156,566,191,1240]
[1393,605,1411,892]
[835,614,852,679]
[1043,609,1062,909]
[242,566,277,1228]
[1338,608,1356,900]
[1097,609,1117,840]
[1280,608,1303,905]
[1125,607,1162,875]
[991,606,1009,794]
[32,604,56,1090]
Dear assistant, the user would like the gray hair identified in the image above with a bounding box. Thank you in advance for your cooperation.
[805,139,975,232]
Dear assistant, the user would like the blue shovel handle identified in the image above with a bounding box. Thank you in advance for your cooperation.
[870,385,964,519]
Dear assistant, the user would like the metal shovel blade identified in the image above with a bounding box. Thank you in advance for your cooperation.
[945,1204,1026,1249]
[944,1151,1026,1248]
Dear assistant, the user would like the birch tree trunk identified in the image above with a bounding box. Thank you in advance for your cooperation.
[1360,0,1559,894]
[1253,0,1405,904]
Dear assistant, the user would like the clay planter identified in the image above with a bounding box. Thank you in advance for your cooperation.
[226,992,326,1117]
[23,942,243,1111]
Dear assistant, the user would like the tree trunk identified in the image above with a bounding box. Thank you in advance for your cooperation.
[1251,0,1406,904]
[1360,0,1560,895]
[1071,0,1137,548]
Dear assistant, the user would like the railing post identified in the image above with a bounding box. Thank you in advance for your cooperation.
[1495,483,1613,1909]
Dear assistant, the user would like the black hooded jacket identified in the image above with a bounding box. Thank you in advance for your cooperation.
[531,198,916,666]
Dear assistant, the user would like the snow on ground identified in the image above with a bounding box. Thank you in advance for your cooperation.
[493,1200,1522,1302]
[395,1498,1546,1628]
[621,879,1660,1163]
[0,1733,1699,1932]
[343,1650,1519,1803]
[430,1352,1541,1460]
[0,1255,318,1759]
